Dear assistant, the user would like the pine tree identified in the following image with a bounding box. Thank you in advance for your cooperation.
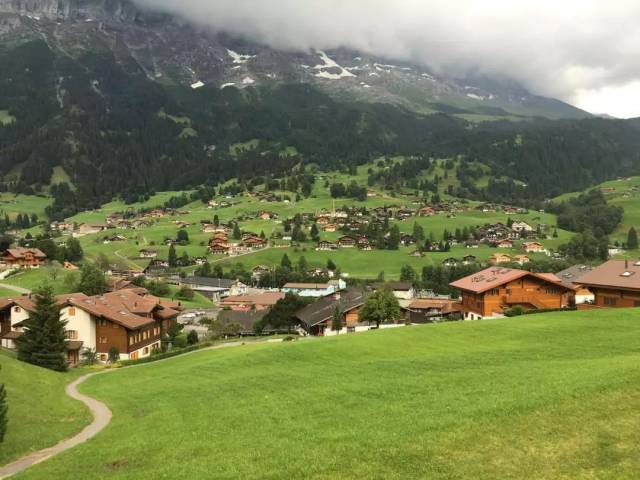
[0,366,7,443]
[281,253,292,270]
[232,223,241,240]
[168,244,178,268]
[213,215,220,227]
[627,227,638,250]
[332,305,343,334]
[16,287,68,372]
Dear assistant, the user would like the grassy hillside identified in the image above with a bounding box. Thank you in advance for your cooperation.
[18,309,640,479]
[0,352,90,465]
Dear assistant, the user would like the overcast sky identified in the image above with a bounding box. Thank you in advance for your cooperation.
[136,0,640,118]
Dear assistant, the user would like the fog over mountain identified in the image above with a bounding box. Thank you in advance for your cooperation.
[134,0,640,117]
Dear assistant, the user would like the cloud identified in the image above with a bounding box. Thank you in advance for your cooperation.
[134,0,640,117]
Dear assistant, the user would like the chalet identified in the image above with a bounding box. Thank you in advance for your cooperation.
[242,236,267,249]
[316,216,331,226]
[144,260,169,274]
[282,279,347,298]
[409,250,424,258]
[209,244,230,255]
[103,234,127,244]
[450,267,572,320]
[556,265,595,305]
[573,260,640,308]
[139,249,158,259]
[202,223,217,233]
[1,248,47,269]
[495,239,514,249]
[77,223,110,236]
[296,289,370,336]
[251,265,271,281]
[442,258,460,267]
[323,224,337,233]
[514,255,531,265]
[490,253,513,265]
[523,242,546,253]
[405,298,462,323]
[216,310,273,336]
[219,292,285,311]
[372,282,416,300]
[396,209,415,220]
[317,241,338,251]
[400,235,415,247]
[258,211,277,221]
[462,255,477,265]
[0,289,181,364]
[418,206,435,217]
[357,236,372,251]
[338,236,358,248]
[511,221,534,233]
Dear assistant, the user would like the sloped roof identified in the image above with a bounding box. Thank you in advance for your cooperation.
[296,289,368,328]
[408,299,462,314]
[450,267,568,294]
[220,292,285,306]
[283,283,331,290]
[576,260,640,291]
[556,265,595,289]
[3,248,46,259]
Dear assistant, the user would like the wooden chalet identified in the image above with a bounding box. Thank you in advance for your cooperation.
[338,235,358,248]
[1,248,47,268]
[450,267,572,320]
[296,289,369,336]
[574,260,640,308]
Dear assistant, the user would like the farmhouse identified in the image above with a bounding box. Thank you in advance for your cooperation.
[573,260,640,308]
[405,298,462,323]
[1,248,47,268]
[450,267,573,320]
[295,289,369,336]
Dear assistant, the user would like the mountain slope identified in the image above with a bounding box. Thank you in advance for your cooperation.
[0,0,590,120]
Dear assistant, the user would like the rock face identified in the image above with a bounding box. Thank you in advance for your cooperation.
[0,0,137,21]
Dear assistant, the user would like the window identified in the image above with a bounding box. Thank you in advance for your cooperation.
[66,330,78,340]
[99,337,108,344]
[99,354,107,362]
[129,337,134,346]
[100,319,108,327]
[14,307,21,313]
[488,289,500,296]
[143,347,149,355]
[604,297,618,307]
[68,307,76,316]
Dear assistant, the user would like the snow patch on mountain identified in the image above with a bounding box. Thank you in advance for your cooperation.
[227,49,256,65]
[190,81,205,89]
[313,50,355,80]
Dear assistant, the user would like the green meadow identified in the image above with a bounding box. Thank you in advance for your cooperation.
[0,110,15,126]
[15,308,640,479]
[0,352,90,466]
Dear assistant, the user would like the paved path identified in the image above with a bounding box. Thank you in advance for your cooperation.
[0,282,30,295]
[0,340,262,479]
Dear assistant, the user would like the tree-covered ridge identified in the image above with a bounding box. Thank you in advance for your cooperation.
[1,40,640,219]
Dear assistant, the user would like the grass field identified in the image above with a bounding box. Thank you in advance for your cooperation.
[0,110,15,126]
[0,193,51,221]
[0,352,90,466]
[16,308,640,479]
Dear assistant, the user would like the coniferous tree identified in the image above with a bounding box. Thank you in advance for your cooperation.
[332,305,343,334]
[168,244,178,268]
[16,286,68,372]
[281,253,292,270]
[0,366,6,443]
[232,223,241,240]
[627,227,638,250]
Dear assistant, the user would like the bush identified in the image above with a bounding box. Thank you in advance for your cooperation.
[282,336,297,342]
[120,342,214,366]
[172,333,188,349]
[177,286,195,301]
[187,330,199,345]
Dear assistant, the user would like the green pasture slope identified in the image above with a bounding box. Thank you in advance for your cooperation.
[18,308,640,479]
[0,352,90,466]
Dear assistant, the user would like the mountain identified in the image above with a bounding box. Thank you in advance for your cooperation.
[0,0,590,120]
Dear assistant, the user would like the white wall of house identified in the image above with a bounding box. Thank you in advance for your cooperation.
[61,306,96,350]
[10,306,29,328]
[393,289,416,301]
[125,341,161,361]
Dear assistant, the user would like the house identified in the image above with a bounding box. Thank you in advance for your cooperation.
[216,309,285,336]
[400,235,415,247]
[372,282,416,300]
[323,224,337,233]
[511,221,534,233]
[405,299,462,323]
[218,292,285,311]
[357,236,372,251]
[242,236,267,249]
[77,223,110,236]
[282,279,347,298]
[0,289,181,364]
[573,260,640,308]
[316,241,338,251]
[1,248,47,268]
[418,206,435,217]
[296,289,370,336]
[442,258,460,267]
[139,249,158,259]
[178,277,247,301]
[338,236,358,248]
[316,216,331,226]
[556,265,595,305]
[209,244,230,255]
[495,239,514,249]
[450,267,573,320]
[514,255,531,265]
[462,255,477,265]
[490,253,513,265]
[251,265,271,281]
[63,261,79,270]
[523,242,546,253]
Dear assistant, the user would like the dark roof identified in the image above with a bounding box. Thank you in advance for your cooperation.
[217,310,268,333]
[296,289,368,328]
[555,265,595,289]
[2,331,22,340]
[576,260,640,291]
[181,277,235,289]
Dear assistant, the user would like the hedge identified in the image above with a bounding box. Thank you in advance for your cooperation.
[120,341,215,366]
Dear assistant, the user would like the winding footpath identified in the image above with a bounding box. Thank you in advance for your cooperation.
[0,340,255,479]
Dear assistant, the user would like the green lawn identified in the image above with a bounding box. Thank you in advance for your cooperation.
[0,193,51,221]
[0,352,90,466]
[16,309,640,479]
[0,268,75,295]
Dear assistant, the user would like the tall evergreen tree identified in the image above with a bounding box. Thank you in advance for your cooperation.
[16,286,68,372]
[281,253,292,270]
[168,244,178,268]
[332,305,343,334]
[627,227,638,249]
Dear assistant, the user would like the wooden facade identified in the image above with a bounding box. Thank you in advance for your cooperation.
[588,287,640,308]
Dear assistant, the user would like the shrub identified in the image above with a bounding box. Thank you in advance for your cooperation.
[187,330,199,345]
